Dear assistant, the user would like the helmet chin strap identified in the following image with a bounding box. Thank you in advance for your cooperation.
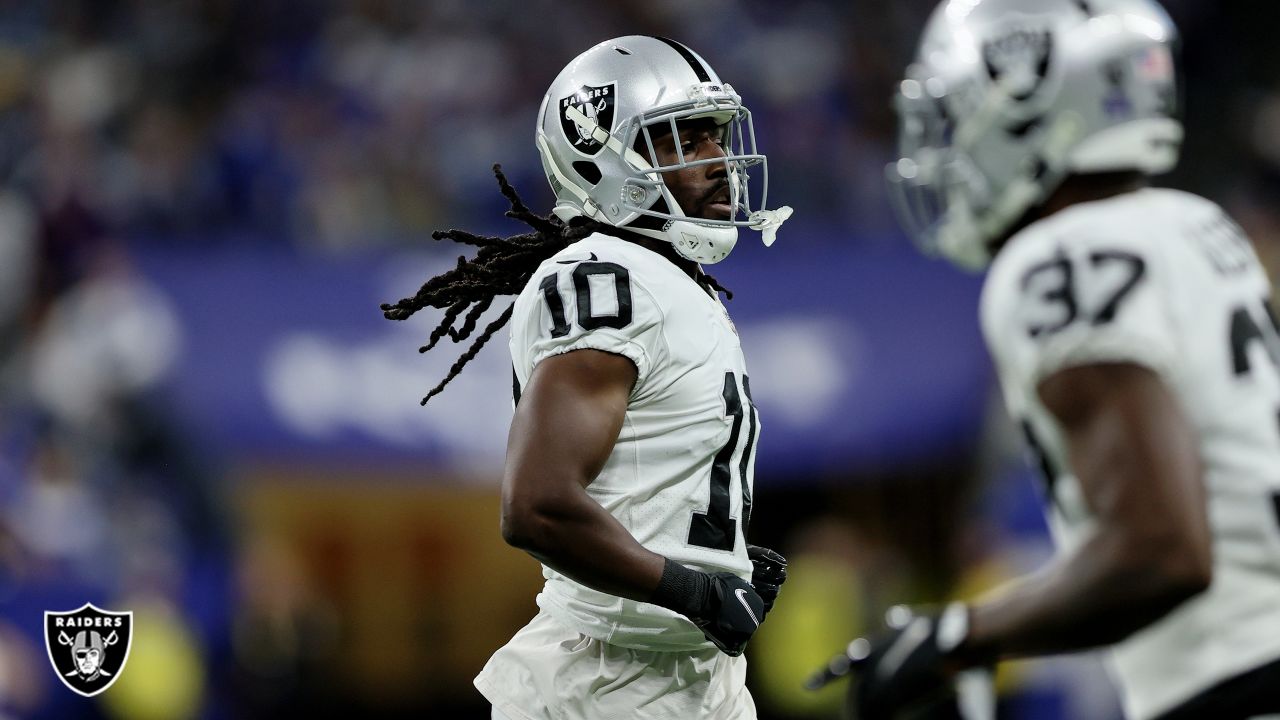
[536,132,606,223]
[562,103,792,263]
[982,111,1085,235]
[654,205,741,264]
[564,104,661,181]
[940,108,1086,267]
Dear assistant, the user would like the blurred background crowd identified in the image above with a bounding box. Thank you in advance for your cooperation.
[0,1,1277,719]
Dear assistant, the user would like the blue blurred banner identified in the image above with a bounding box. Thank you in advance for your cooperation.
[134,228,991,480]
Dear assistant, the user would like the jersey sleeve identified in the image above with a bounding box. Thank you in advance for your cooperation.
[981,231,1179,393]
[511,258,666,388]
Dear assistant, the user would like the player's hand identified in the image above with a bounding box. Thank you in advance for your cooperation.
[850,606,954,719]
[747,544,788,613]
[694,572,767,657]
[806,604,984,719]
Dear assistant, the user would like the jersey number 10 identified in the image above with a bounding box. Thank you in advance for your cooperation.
[539,262,633,335]
[539,265,760,551]
[688,371,759,553]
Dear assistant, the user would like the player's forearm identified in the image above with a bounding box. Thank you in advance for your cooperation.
[962,527,1210,661]
[501,489,666,602]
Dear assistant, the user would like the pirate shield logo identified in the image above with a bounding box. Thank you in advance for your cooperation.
[983,28,1052,101]
[45,603,133,697]
[559,83,616,156]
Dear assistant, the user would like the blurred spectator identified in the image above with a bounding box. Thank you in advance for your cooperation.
[0,0,1271,261]
[228,536,340,719]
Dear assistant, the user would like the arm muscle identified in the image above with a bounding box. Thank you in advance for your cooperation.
[500,349,666,601]
[965,362,1210,660]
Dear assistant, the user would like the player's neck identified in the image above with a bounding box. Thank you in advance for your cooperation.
[993,172,1149,255]
[630,237,702,279]
[588,224,705,285]
[1033,171,1149,222]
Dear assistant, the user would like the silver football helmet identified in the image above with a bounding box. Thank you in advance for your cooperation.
[536,35,793,264]
[888,0,1183,269]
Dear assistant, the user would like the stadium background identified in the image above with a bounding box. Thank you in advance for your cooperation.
[0,1,1277,718]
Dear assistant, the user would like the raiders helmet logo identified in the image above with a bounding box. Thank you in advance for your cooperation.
[44,603,133,697]
[983,28,1052,101]
[559,83,617,156]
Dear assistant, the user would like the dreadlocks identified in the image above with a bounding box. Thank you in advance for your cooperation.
[382,164,733,405]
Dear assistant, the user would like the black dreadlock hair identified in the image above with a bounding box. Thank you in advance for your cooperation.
[382,164,733,405]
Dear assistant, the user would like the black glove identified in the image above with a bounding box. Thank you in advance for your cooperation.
[696,571,767,656]
[747,544,788,614]
[649,558,767,656]
[806,604,986,720]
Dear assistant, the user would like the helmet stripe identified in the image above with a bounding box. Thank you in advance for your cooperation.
[651,36,711,83]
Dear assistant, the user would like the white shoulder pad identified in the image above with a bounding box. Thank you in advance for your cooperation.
[981,205,1177,394]
[509,236,667,388]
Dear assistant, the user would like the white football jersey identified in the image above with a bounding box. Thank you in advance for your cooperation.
[508,232,758,652]
[981,188,1280,720]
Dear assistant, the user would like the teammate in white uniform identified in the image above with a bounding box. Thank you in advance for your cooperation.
[504,233,760,651]
[809,2,1280,719]
[382,35,793,719]
[981,187,1280,719]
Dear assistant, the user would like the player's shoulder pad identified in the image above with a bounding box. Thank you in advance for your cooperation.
[537,232,687,303]
[512,232,671,385]
[984,190,1164,322]
[982,190,1179,387]
[546,232,667,271]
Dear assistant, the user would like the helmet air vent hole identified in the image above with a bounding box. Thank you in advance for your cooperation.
[614,46,632,55]
[573,161,603,185]
[1006,116,1043,138]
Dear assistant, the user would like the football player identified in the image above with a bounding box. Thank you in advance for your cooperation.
[382,36,792,719]
[814,1,1280,718]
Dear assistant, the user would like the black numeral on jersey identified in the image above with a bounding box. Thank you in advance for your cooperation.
[1021,249,1146,338]
[539,274,571,338]
[573,262,633,330]
[1228,297,1280,532]
[1228,297,1280,437]
[1089,251,1146,324]
[1273,492,1280,539]
[1230,299,1280,376]
[738,377,758,537]
[688,371,759,552]
[537,262,632,335]
[1022,253,1078,337]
